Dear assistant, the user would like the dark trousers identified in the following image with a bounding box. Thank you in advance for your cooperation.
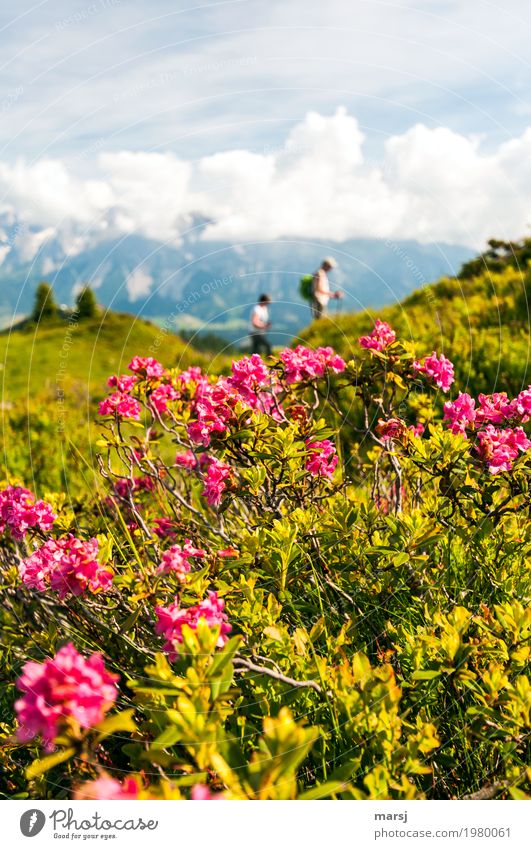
[311,298,325,320]
[251,333,272,356]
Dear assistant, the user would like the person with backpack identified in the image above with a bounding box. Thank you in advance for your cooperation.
[310,257,342,319]
[249,293,272,355]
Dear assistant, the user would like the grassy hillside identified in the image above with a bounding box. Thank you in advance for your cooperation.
[0,311,208,402]
[302,252,531,397]
[0,311,210,492]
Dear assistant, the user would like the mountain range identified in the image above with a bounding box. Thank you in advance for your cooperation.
[0,213,473,343]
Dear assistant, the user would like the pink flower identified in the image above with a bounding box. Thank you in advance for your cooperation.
[19,535,113,598]
[475,393,515,425]
[359,320,396,352]
[107,374,137,393]
[413,352,454,392]
[227,354,270,406]
[157,540,206,581]
[0,485,56,540]
[514,387,531,422]
[476,425,531,474]
[443,393,476,434]
[128,356,165,378]
[202,458,232,506]
[408,422,425,437]
[114,476,154,499]
[187,390,233,446]
[217,547,238,558]
[155,591,232,657]
[75,774,139,800]
[178,366,206,387]
[376,418,406,440]
[306,439,338,478]
[98,392,141,420]
[279,345,345,384]
[15,643,118,749]
[174,450,198,469]
[152,517,179,539]
[191,784,223,800]
[149,383,180,414]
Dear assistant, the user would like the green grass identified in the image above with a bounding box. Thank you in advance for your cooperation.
[0,311,206,403]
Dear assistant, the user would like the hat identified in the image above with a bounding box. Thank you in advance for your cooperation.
[322,256,337,268]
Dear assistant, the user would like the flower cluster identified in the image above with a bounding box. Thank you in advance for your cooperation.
[306,440,338,478]
[443,387,531,472]
[0,485,56,540]
[359,320,396,351]
[75,774,140,801]
[15,643,118,749]
[19,535,113,598]
[155,591,232,657]
[226,354,270,406]
[476,426,531,474]
[157,540,206,581]
[279,345,345,384]
[202,458,232,506]
[149,382,180,414]
[376,418,407,440]
[128,356,165,378]
[413,352,455,392]
[98,391,141,420]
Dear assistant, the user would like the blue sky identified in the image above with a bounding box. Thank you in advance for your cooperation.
[1,1,531,246]
[1,0,530,161]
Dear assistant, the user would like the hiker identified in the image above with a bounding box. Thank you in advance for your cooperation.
[250,294,272,355]
[311,257,343,319]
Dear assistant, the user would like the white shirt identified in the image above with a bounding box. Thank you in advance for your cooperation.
[250,303,269,333]
[313,269,331,306]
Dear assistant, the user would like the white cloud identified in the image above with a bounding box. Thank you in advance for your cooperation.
[126,266,154,301]
[1,108,531,249]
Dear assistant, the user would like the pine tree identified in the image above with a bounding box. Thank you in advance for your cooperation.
[32,282,58,322]
[75,286,98,319]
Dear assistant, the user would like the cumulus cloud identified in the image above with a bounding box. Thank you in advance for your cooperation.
[1,108,531,248]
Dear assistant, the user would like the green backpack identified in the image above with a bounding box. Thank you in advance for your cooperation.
[299,274,314,302]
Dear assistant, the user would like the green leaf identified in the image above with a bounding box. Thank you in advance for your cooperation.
[152,725,182,749]
[26,747,76,779]
[298,780,348,800]
[95,709,137,740]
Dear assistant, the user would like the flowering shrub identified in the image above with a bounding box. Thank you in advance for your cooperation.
[1,325,530,801]
[14,644,118,750]
[19,535,113,598]
[0,485,55,540]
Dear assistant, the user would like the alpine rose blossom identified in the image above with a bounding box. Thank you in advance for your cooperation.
[359,320,396,352]
[174,450,198,469]
[128,356,165,378]
[107,374,137,392]
[306,440,338,478]
[191,784,223,800]
[15,643,118,749]
[75,775,140,800]
[202,458,232,506]
[19,536,113,598]
[155,591,232,657]
[0,485,56,540]
[476,392,515,425]
[514,386,531,422]
[279,345,345,383]
[98,392,141,420]
[443,393,476,434]
[413,352,455,392]
[476,425,531,474]
[157,540,206,580]
[149,383,179,414]
[376,418,406,440]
